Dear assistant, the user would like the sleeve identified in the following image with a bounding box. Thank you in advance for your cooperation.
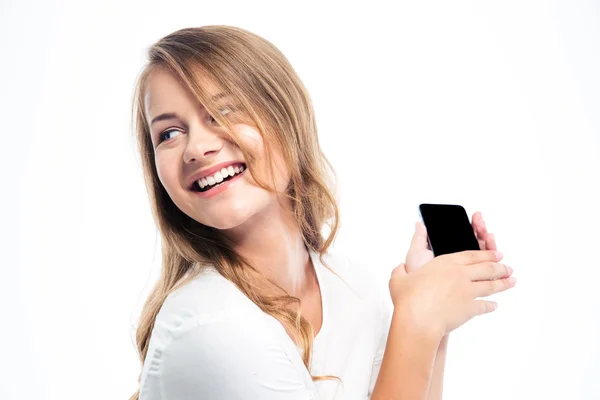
[367,291,394,398]
[159,316,322,400]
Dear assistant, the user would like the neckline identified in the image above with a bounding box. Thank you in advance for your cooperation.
[199,250,329,343]
[309,250,329,342]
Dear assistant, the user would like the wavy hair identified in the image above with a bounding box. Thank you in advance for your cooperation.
[128,25,343,400]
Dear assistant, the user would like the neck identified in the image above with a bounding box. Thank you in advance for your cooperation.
[221,197,315,297]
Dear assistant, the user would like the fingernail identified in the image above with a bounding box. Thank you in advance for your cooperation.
[507,265,513,275]
[495,251,503,260]
[508,276,517,285]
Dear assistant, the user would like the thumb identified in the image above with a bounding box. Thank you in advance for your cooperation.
[392,262,408,278]
[410,221,429,251]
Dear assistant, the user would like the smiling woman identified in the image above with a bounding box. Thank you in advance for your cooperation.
[127,25,379,400]
[128,24,515,400]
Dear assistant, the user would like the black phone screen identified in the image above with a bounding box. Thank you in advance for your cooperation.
[419,203,480,257]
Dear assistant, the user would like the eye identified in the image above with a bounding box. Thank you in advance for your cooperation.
[157,128,182,144]
[208,106,235,125]
[155,106,236,145]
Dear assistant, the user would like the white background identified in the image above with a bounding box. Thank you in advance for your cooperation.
[1,0,599,399]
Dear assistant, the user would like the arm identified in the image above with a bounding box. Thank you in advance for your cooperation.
[367,303,448,399]
[370,308,442,400]
[427,334,449,400]
[159,316,321,400]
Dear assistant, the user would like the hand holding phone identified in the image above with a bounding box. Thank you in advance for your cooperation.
[386,203,515,338]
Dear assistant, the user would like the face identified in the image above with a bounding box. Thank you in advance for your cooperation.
[143,68,290,232]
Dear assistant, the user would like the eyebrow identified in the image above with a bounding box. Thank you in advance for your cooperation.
[150,92,229,126]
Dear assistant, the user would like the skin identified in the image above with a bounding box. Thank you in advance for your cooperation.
[405,211,498,400]
[143,68,505,398]
[143,68,323,335]
[372,246,514,400]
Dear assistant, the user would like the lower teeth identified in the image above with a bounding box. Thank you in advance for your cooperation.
[197,167,246,193]
[201,175,236,192]
[202,183,222,192]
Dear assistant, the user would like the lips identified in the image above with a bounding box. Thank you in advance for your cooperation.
[191,167,244,192]
[190,167,247,198]
[187,161,246,190]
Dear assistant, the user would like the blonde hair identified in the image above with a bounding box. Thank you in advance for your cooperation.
[129,25,344,400]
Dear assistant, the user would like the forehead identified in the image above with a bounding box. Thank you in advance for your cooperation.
[143,68,220,120]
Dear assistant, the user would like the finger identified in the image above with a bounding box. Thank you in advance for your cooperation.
[391,262,408,278]
[472,213,497,251]
[472,217,487,249]
[451,249,503,265]
[472,300,498,317]
[487,233,498,250]
[469,261,513,281]
[478,237,486,250]
[472,276,517,297]
[472,212,486,239]
[472,211,483,226]
[410,221,429,251]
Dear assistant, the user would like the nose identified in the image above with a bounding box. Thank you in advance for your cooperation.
[182,123,224,164]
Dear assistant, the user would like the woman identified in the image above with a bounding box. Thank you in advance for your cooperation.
[129,25,516,400]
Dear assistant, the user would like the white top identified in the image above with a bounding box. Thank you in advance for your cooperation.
[138,250,393,400]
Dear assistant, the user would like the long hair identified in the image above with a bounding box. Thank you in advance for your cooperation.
[129,25,343,400]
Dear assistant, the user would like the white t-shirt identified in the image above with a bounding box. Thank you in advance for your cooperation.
[138,249,393,400]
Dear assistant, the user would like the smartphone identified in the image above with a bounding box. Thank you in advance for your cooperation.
[418,203,480,257]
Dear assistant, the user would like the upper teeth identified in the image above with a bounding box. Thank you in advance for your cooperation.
[198,164,245,189]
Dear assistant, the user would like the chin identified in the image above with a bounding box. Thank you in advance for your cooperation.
[196,205,256,231]
[205,216,250,230]
[183,187,277,231]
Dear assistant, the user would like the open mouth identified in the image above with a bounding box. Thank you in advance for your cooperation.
[190,163,246,193]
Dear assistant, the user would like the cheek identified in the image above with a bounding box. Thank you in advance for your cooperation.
[236,125,268,180]
[237,124,265,156]
[236,124,290,184]
[272,153,290,188]
[154,153,180,192]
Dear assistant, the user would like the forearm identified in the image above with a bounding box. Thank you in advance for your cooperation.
[427,334,449,400]
[371,309,441,400]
